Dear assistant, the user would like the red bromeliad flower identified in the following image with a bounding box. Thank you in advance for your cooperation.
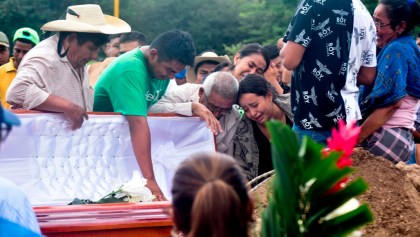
[324,120,360,193]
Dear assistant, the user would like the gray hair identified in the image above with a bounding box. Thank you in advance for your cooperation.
[202,72,239,100]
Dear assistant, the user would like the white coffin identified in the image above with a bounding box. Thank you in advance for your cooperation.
[0,113,215,206]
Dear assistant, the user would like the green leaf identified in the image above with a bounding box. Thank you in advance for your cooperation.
[315,204,373,236]
[96,195,127,204]
[306,179,369,227]
[261,121,373,237]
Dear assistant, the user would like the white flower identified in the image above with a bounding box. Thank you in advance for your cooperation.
[324,198,360,221]
[120,171,155,202]
[324,198,362,237]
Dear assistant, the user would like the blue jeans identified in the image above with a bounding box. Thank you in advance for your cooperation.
[292,124,331,145]
[407,145,417,165]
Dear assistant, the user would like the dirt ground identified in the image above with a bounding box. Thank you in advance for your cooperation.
[251,148,420,236]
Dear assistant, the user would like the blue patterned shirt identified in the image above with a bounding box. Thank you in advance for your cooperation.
[0,177,41,234]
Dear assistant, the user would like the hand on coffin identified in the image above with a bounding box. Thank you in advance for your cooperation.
[146,178,166,201]
[63,102,88,130]
[192,102,223,135]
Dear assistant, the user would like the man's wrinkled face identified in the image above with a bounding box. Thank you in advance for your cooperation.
[199,89,234,120]
[67,40,100,69]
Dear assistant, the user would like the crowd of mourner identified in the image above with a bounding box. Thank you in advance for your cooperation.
[0,0,419,236]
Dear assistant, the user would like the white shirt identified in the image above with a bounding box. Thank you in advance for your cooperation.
[149,83,241,155]
[342,0,377,122]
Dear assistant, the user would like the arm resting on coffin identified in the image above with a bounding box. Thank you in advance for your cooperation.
[148,85,222,135]
[126,115,166,201]
[357,100,402,143]
[33,94,88,130]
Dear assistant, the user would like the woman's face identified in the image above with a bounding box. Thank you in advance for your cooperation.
[373,4,400,49]
[239,92,273,124]
[232,53,266,80]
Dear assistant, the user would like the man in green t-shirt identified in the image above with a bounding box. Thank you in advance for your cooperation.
[94,30,196,200]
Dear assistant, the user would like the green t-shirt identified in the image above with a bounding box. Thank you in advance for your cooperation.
[93,49,169,116]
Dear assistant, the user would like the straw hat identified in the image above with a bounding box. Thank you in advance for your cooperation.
[41,4,131,34]
[186,52,230,83]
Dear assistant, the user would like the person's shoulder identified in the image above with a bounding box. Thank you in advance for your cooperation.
[0,177,26,203]
[20,39,58,65]
[387,37,415,52]
[0,218,41,237]
[168,83,200,93]
[0,61,9,72]
[113,49,147,73]
[180,83,201,90]
[231,106,242,119]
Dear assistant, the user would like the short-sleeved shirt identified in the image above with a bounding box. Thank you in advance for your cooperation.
[0,57,16,109]
[93,49,169,116]
[343,0,377,122]
[284,0,354,131]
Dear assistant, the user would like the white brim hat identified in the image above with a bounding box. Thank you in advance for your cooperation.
[186,52,231,83]
[41,4,131,34]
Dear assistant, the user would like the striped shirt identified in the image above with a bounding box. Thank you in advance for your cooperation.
[6,34,93,111]
[0,177,41,233]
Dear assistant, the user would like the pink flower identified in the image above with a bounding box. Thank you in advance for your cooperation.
[327,120,360,168]
[324,120,360,193]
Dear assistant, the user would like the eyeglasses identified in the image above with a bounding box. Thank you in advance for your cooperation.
[204,94,232,115]
[0,123,12,142]
[374,21,391,28]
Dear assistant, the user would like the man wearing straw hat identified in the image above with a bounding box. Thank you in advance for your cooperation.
[186,51,230,84]
[6,4,130,130]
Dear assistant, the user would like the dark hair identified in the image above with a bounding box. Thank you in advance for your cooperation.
[57,32,108,57]
[417,32,420,38]
[14,38,35,47]
[379,0,420,36]
[214,62,232,72]
[150,30,196,66]
[171,152,253,237]
[108,33,121,41]
[237,74,277,104]
[263,44,280,61]
[233,43,270,73]
[119,31,148,45]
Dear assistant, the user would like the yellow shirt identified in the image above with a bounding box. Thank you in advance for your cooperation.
[0,57,16,109]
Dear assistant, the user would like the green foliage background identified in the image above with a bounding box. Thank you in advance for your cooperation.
[0,0,396,57]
